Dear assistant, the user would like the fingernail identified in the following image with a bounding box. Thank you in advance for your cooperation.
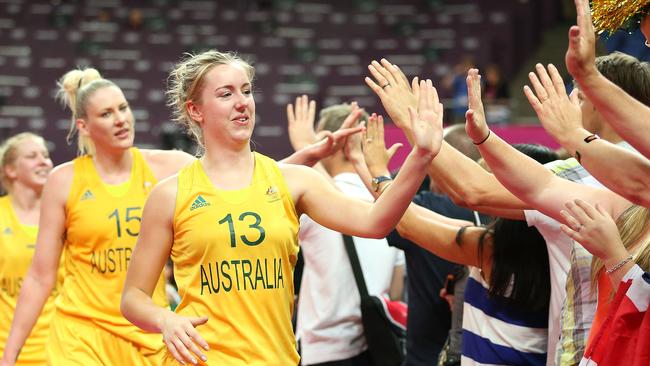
[201,356,207,361]
[191,358,197,364]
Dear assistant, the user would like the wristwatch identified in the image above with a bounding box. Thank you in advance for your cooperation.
[371,176,393,192]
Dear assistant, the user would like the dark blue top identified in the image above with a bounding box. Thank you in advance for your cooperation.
[386,191,487,366]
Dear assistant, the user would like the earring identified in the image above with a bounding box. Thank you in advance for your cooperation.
[645,40,650,48]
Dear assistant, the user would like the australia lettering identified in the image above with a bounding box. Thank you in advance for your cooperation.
[90,247,133,274]
[200,257,285,295]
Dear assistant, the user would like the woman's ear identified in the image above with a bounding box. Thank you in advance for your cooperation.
[76,118,89,137]
[186,100,203,124]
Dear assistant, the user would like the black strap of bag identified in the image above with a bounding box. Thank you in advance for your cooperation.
[342,234,405,366]
[342,234,370,299]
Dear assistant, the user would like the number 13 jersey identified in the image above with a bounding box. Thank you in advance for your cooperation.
[171,153,300,365]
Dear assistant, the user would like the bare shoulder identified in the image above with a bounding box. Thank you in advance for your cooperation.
[140,149,196,180]
[142,174,179,220]
[44,162,75,202]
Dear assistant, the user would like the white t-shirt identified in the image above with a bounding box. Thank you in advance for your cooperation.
[296,173,405,365]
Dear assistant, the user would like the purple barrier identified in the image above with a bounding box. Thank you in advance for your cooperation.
[384,123,560,171]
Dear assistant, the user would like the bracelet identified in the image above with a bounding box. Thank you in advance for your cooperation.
[378,181,393,195]
[455,226,471,246]
[584,133,600,143]
[473,130,491,145]
[605,254,634,275]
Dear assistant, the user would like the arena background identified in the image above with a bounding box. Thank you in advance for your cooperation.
[1,0,648,167]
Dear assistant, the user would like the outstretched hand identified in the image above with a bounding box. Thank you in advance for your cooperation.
[409,79,444,157]
[361,113,402,176]
[566,0,597,81]
[464,69,490,144]
[365,58,418,131]
[287,95,317,150]
[524,63,584,146]
[559,199,627,261]
[161,312,210,365]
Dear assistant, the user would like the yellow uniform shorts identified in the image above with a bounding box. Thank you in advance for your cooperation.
[47,312,163,366]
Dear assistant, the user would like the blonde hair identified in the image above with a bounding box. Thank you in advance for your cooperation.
[56,68,119,156]
[591,205,650,292]
[316,103,369,133]
[0,132,46,193]
[166,50,255,150]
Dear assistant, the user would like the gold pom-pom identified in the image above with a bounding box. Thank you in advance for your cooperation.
[592,0,650,34]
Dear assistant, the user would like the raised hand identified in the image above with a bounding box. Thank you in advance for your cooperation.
[160,312,209,365]
[287,95,317,150]
[464,69,490,144]
[559,199,627,262]
[361,113,402,176]
[524,63,584,146]
[409,79,444,157]
[566,0,597,81]
[365,58,418,131]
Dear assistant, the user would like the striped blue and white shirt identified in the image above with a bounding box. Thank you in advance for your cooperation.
[461,267,548,365]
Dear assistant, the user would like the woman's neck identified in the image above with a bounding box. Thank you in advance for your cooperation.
[200,145,255,190]
[91,147,133,184]
[8,185,41,225]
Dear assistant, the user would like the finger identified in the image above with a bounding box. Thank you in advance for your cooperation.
[560,223,583,244]
[298,95,307,121]
[365,76,384,97]
[368,63,391,88]
[333,126,364,140]
[386,143,403,160]
[377,114,386,143]
[367,113,378,142]
[547,64,567,96]
[523,85,542,114]
[165,339,187,365]
[287,104,295,126]
[560,209,582,230]
[535,63,556,98]
[341,106,361,129]
[372,59,397,86]
[568,25,581,49]
[380,58,400,86]
[180,333,207,363]
[528,70,549,102]
[308,100,316,126]
[573,199,598,220]
[565,200,592,225]
[412,77,420,100]
[172,337,198,365]
[426,79,434,110]
[186,321,210,351]
[393,63,409,85]
[189,316,209,327]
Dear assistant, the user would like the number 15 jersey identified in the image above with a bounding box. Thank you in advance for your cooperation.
[170,153,300,365]
[59,148,168,353]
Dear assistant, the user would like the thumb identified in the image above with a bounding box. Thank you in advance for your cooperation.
[386,143,403,160]
[568,26,580,45]
[190,316,209,327]
[407,106,417,125]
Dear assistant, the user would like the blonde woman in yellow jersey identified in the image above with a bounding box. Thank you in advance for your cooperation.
[120,50,443,366]
[0,133,58,365]
[0,68,198,366]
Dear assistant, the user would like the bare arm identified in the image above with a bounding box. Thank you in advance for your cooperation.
[1,166,69,365]
[388,264,405,301]
[566,0,650,158]
[120,178,209,365]
[466,68,630,222]
[365,59,529,211]
[523,63,650,207]
[285,80,441,238]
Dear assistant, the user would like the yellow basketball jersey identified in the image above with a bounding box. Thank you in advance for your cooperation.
[171,153,300,365]
[58,147,167,353]
[0,196,62,365]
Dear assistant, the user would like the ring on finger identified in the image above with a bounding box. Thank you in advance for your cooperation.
[381,82,391,89]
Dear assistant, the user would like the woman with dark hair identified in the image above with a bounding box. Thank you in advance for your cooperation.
[359,116,554,365]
